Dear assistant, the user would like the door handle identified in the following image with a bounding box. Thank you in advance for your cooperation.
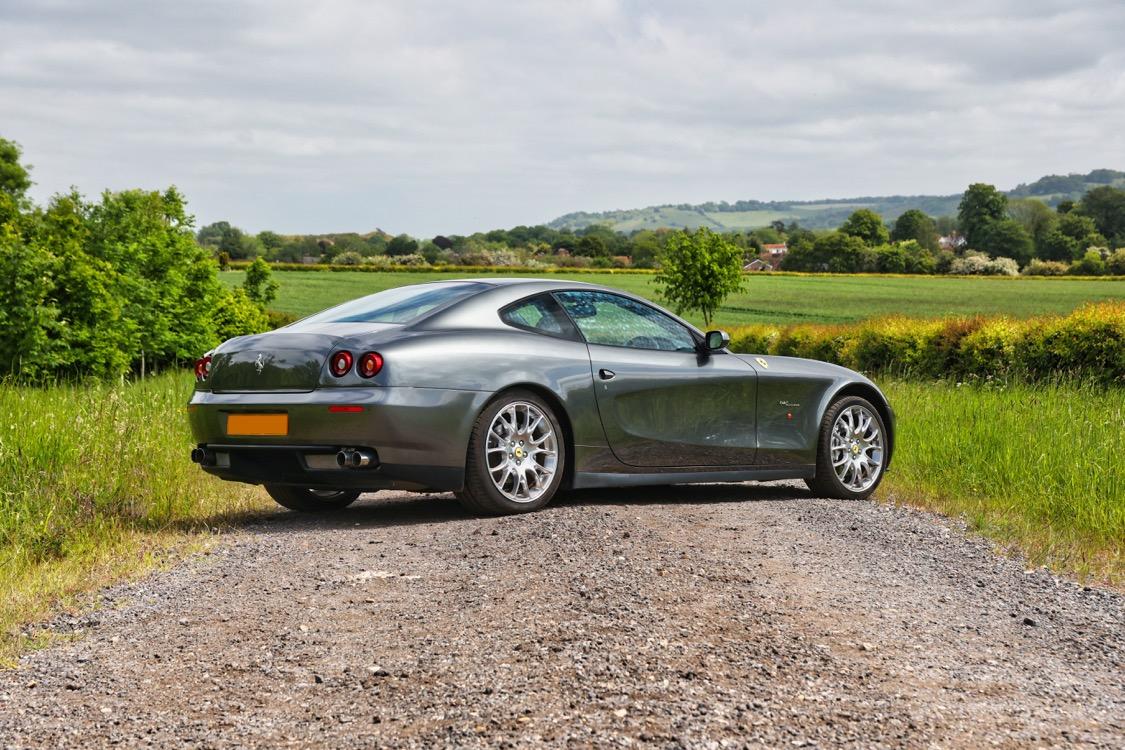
[598,368,616,381]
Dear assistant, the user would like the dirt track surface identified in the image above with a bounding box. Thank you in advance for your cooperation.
[1,482,1122,748]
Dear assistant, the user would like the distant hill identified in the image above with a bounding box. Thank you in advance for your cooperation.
[547,169,1125,233]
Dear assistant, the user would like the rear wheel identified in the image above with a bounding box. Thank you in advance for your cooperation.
[805,396,887,500]
[265,485,360,513]
[456,390,565,515]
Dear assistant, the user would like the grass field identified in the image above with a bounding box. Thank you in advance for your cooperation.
[1,374,1120,662]
[220,270,1125,328]
[881,380,1123,581]
[0,374,267,664]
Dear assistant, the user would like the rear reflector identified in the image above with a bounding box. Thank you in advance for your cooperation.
[328,405,364,413]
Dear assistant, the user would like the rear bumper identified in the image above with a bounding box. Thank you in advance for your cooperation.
[187,386,490,491]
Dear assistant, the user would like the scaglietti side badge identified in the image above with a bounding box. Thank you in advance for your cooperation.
[255,353,265,374]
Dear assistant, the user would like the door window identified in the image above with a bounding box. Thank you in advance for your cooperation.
[554,291,696,352]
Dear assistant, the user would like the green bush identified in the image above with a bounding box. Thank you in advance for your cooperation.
[726,302,1124,384]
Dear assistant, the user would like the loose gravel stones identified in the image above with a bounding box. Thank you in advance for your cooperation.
[0,481,1121,748]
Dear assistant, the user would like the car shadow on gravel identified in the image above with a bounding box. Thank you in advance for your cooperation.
[237,482,808,534]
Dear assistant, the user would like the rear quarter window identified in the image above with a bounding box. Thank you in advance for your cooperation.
[500,295,580,341]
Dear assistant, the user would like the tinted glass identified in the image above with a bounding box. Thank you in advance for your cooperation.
[555,291,696,352]
[501,295,577,339]
[291,282,489,327]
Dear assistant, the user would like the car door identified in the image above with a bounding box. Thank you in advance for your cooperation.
[554,290,758,468]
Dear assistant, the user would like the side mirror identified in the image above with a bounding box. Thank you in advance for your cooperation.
[704,330,730,352]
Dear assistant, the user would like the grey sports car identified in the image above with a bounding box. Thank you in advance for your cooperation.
[188,279,893,514]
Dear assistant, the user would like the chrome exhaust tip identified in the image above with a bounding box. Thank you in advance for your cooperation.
[337,448,374,469]
[190,447,214,466]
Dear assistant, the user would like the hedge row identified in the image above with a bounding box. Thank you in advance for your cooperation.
[227,261,1125,281]
[226,262,659,275]
[727,302,1125,384]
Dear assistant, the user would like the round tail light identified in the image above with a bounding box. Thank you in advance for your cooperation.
[330,351,353,377]
[194,355,212,381]
[358,352,383,378]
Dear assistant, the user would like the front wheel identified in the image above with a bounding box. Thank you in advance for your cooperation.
[456,390,565,515]
[805,396,887,500]
[265,485,360,512]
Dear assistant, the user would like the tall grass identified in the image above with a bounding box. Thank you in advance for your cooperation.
[0,373,266,663]
[881,379,1124,583]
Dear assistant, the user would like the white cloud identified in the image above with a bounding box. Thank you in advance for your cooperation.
[1,0,1122,235]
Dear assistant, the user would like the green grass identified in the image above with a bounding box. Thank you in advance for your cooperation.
[880,379,1124,583]
[221,270,1125,328]
[0,374,268,664]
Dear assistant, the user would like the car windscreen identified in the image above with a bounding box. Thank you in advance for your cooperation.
[289,282,491,327]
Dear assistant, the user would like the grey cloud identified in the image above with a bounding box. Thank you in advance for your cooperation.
[1,0,1122,235]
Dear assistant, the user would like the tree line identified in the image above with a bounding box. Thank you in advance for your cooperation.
[0,138,274,381]
[201,185,1125,277]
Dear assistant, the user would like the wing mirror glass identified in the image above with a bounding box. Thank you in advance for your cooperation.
[704,330,730,351]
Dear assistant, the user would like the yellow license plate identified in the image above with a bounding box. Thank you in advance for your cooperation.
[226,413,288,436]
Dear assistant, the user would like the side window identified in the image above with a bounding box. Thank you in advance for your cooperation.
[500,294,579,340]
[554,291,697,352]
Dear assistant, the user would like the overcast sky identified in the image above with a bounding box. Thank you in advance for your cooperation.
[2,1,1123,236]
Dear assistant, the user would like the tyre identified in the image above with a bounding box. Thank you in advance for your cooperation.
[265,485,360,512]
[805,395,887,500]
[456,390,565,515]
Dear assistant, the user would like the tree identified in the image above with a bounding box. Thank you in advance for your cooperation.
[1106,248,1125,275]
[839,209,889,246]
[958,183,1007,247]
[1036,229,1081,262]
[978,219,1034,266]
[1057,212,1101,246]
[386,233,419,257]
[575,234,608,258]
[890,209,938,251]
[1070,249,1106,276]
[0,137,32,200]
[781,232,866,273]
[243,257,278,307]
[1007,198,1057,245]
[1078,186,1125,246]
[653,228,743,327]
[197,221,230,248]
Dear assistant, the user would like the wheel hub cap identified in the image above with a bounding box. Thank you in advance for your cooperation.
[486,402,558,503]
[830,405,884,492]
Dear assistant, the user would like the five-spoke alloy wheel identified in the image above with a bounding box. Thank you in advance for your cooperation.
[458,390,566,514]
[806,395,887,500]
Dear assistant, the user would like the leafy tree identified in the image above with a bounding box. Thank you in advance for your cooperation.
[958,183,1007,247]
[386,233,419,257]
[782,231,866,273]
[653,228,743,327]
[934,215,958,236]
[0,137,32,200]
[1036,230,1081,262]
[1070,249,1106,276]
[575,234,608,258]
[197,221,230,248]
[978,219,1034,266]
[257,230,285,253]
[839,209,889,246]
[1057,212,1101,245]
[243,257,279,307]
[1078,186,1125,246]
[890,209,938,251]
[1007,198,1057,245]
[1106,248,1125,275]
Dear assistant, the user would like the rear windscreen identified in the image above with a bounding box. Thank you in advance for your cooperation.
[289,282,490,327]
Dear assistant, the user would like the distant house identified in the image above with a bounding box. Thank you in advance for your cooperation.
[744,243,788,271]
[743,258,772,272]
[939,234,967,250]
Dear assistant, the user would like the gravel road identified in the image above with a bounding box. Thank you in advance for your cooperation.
[1,482,1122,748]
